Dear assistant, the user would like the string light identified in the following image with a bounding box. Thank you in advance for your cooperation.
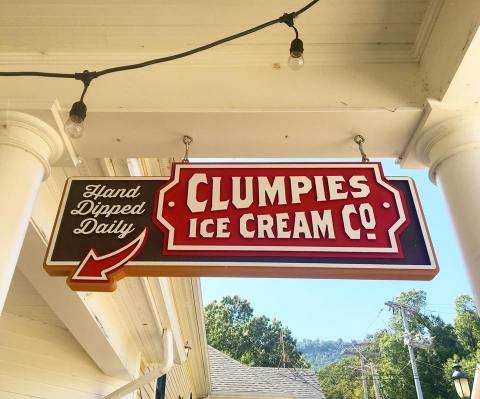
[0,1,319,138]
[289,37,304,71]
[283,17,304,71]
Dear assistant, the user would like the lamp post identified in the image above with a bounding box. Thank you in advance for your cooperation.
[452,362,471,398]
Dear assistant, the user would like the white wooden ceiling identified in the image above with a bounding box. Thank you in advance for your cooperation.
[1,0,438,65]
[2,0,479,163]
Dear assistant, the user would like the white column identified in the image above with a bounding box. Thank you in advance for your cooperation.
[416,115,480,304]
[0,111,63,314]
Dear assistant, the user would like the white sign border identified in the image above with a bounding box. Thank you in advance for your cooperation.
[45,171,437,272]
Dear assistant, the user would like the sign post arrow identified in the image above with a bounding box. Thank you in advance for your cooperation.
[68,227,149,291]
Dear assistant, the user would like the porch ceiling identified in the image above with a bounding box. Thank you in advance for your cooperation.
[1,0,437,65]
[1,1,479,164]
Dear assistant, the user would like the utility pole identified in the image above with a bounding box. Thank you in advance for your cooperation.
[369,363,382,399]
[360,357,369,399]
[343,343,378,399]
[279,329,287,368]
[385,301,430,399]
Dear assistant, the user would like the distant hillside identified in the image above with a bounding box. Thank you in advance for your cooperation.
[297,339,350,369]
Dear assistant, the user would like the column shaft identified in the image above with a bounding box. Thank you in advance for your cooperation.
[436,149,480,298]
[0,111,63,314]
[0,146,44,311]
[416,115,480,305]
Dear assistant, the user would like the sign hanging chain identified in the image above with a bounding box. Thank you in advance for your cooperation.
[354,135,370,163]
[182,135,193,163]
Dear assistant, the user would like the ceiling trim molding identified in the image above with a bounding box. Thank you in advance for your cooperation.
[0,46,419,68]
[412,0,445,61]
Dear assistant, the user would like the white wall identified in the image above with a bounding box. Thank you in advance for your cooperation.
[0,312,129,399]
[139,361,197,399]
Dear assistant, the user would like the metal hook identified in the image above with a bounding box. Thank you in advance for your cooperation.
[354,134,369,163]
[181,135,193,163]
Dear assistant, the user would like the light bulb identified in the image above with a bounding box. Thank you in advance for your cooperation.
[288,55,304,71]
[65,101,87,139]
[288,37,304,71]
[65,116,85,139]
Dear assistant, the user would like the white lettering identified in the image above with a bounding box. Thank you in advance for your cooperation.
[327,176,348,200]
[349,176,370,198]
[276,213,291,238]
[70,200,145,218]
[257,214,275,238]
[314,176,326,202]
[342,204,360,239]
[311,210,335,239]
[292,212,312,238]
[211,177,229,211]
[258,176,287,207]
[187,173,208,213]
[290,176,312,204]
[216,218,231,238]
[200,219,215,238]
[240,214,255,238]
[232,177,254,209]
[189,218,197,238]
[359,203,376,229]
[83,184,141,200]
[73,218,135,239]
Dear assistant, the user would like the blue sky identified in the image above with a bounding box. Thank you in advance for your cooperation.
[200,159,473,341]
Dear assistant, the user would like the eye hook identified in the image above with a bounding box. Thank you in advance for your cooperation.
[354,134,370,163]
[182,135,193,163]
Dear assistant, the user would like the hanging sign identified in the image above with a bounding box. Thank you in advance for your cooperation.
[44,163,438,291]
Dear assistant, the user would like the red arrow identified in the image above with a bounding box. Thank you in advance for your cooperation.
[70,227,149,282]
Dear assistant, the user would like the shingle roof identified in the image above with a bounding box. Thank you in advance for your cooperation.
[208,346,325,398]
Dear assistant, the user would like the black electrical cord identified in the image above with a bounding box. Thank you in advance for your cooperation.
[0,0,319,84]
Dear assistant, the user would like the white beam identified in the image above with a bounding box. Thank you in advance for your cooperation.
[171,277,211,397]
[68,108,423,161]
[19,222,141,380]
[142,277,188,365]
[20,171,141,380]
[420,0,480,102]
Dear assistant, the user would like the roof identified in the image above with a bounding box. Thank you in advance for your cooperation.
[208,346,325,399]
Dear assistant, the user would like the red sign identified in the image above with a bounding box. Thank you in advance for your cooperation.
[156,163,408,258]
[44,163,438,292]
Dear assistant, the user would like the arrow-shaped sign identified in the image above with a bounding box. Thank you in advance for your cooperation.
[68,227,149,290]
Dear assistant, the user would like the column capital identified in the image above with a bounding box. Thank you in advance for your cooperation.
[0,111,63,179]
[415,114,480,183]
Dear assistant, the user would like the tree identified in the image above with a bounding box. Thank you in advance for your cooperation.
[298,339,347,369]
[318,290,464,399]
[318,357,363,399]
[454,295,480,356]
[204,295,310,368]
[441,295,480,384]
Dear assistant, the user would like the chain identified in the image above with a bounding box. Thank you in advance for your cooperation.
[354,134,370,162]
[181,135,193,163]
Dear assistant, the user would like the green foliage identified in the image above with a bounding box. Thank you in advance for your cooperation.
[440,296,480,387]
[454,295,480,356]
[205,295,310,368]
[318,357,365,399]
[318,291,479,399]
[298,339,348,369]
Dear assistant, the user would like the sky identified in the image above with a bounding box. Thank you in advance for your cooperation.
[199,158,474,342]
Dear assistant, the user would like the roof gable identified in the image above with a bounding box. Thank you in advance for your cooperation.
[208,346,325,399]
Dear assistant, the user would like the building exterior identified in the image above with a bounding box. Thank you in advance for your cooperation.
[208,346,324,399]
[1,0,480,397]
[1,252,211,398]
